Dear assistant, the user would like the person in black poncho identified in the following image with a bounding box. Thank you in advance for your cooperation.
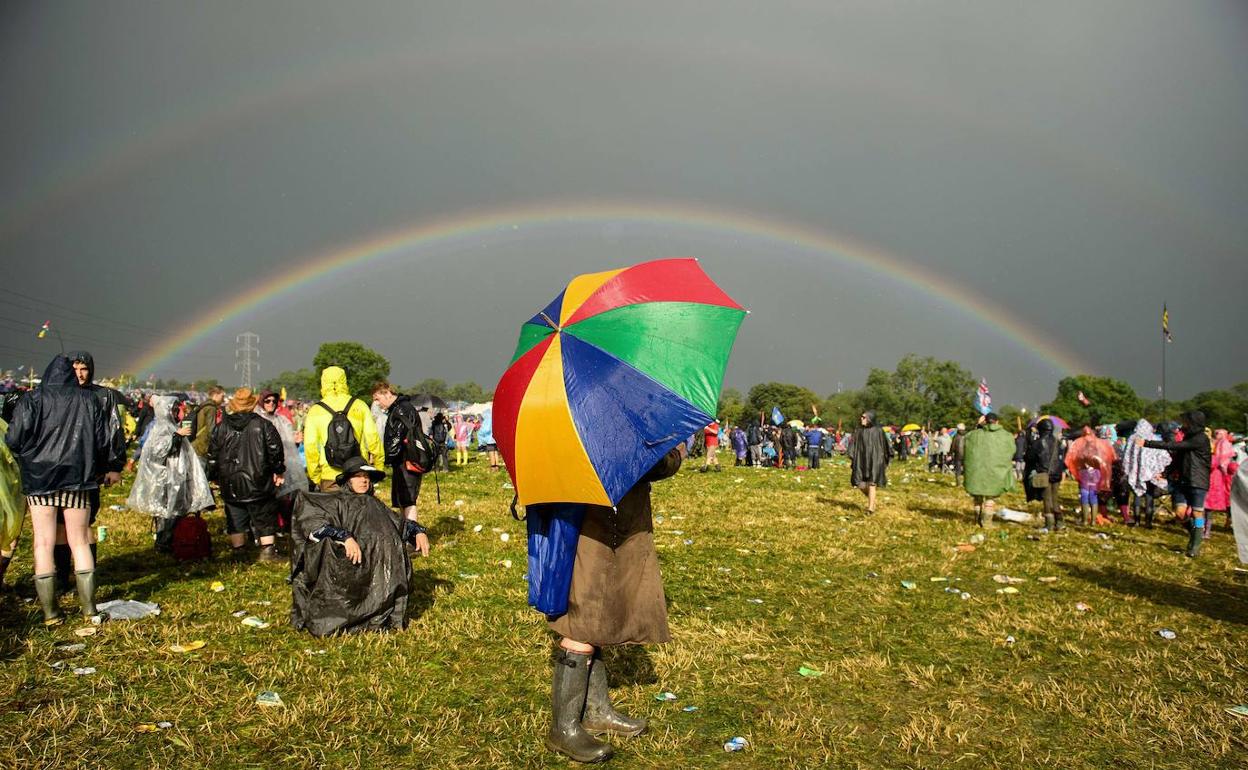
[290,457,427,636]
[849,410,891,514]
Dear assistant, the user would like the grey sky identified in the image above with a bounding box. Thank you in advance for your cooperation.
[1,1,1245,406]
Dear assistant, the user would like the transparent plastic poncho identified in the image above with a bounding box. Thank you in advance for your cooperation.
[257,406,309,497]
[127,396,214,518]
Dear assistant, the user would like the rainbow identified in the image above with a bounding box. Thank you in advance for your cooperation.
[128,201,1090,378]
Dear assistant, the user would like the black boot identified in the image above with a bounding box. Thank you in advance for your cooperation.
[75,569,100,619]
[1186,526,1204,558]
[34,572,64,626]
[257,544,279,563]
[582,653,646,737]
[546,649,613,763]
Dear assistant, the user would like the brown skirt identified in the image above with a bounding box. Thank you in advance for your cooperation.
[547,489,670,647]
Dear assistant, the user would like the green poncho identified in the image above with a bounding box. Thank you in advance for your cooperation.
[0,418,24,544]
[962,423,1017,498]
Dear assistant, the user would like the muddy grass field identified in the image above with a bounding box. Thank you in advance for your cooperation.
[1,456,1245,769]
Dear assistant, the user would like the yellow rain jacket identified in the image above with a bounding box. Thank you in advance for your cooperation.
[303,367,383,485]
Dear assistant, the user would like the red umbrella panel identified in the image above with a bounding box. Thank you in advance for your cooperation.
[494,258,746,506]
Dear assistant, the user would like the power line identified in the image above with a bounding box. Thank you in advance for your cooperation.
[0,286,167,337]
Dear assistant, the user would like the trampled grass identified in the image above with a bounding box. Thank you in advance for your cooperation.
[2,457,1246,769]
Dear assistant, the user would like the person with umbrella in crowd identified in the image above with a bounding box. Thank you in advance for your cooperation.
[5,356,110,625]
[849,410,891,514]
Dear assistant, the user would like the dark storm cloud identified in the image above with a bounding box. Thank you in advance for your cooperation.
[1,1,1244,406]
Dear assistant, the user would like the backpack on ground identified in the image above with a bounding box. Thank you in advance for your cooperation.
[171,513,212,562]
[317,398,361,468]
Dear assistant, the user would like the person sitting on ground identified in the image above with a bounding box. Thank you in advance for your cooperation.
[290,457,426,637]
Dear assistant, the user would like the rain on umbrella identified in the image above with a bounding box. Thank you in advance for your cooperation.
[493,258,746,507]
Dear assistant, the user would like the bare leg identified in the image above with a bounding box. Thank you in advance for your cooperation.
[61,508,94,571]
[30,505,59,575]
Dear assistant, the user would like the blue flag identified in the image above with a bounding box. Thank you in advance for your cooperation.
[771,406,784,425]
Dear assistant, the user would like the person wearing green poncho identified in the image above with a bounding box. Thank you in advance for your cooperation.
[962,413,1017,527]
[0,415,24,590]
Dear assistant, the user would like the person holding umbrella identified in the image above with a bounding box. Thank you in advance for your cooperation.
[494,258,745,763]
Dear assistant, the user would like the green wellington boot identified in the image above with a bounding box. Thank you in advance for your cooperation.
[1185,526,1204,559]
[75,569,100,619]
[546,649,613,763]
[582,653,646,737]
[34,572,64,626]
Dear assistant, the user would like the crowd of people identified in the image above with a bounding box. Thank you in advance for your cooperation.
[2,351,1246,764]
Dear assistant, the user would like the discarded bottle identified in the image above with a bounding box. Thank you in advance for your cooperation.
[724,737,749,752]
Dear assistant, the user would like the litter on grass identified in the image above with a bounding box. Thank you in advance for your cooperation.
[73,667,96,676]
[210,581,225,593]
[655,691,678,702]
[97,599,160,620]
[746,598,764,604]
[955,544,977,553]
[997,508,1032,523]
[1005,635,1016,644]
[499,532,510,542]
[472,525,483,533]
[1225,705,1248,719]
[74,627,97,637]
[231,610,248,618]
[1157,629,1177,640]
[303,649,327,655]
[256,691,284,707]
[992,575,1026,584]
[240,617,270,629]
[169,640,206,653]
[969,533,986,544]
[682,705,699,712]
[930,577,948,582]
[995,587,1020,595]
[724,737,749,752]
[900,581,917,590]
[498,559,513,569]
[1075,602,1093,612]
[797,666,823,677]
[56,643,86,653]
[1037,576,1058,583]
[457,573,480,579]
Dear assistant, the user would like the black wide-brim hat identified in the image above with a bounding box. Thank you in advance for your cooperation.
[335,457,386,486]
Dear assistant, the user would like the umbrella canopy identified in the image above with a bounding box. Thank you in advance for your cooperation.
[494,258,745,506]
[1028,414,1070,431]
[409,393,449,413]
[901,423,922,432]
[787,419,805,428]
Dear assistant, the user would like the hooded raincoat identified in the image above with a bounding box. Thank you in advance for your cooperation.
[0,418,23,544]
[849,412,891,488]
[1207,429,1235,511]
[302,367,383,486]
[962,423,1017,498]
[1022,419,1064,502]
[66,351,129,474]
[127,396,214,519]
[1064,427,1117,493]
[1121,419,1171,496]
[290,490,411,636]
[4,356,108,497]
[255,393,309,498]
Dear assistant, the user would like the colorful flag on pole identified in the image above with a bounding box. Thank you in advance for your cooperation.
[37,321,50,339]
[1077,390,1091,406]
[771,406,784,425]
[975,379,992,415]
[1162,304,1172,342]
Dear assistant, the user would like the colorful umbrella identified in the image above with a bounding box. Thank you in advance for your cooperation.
[494,258,745,506]
[901,423,922,432]
[1028,414,1070,431]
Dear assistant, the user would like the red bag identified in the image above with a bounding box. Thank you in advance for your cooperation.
[171,513,212,562]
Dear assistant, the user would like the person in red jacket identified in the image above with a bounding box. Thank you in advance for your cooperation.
[699,420,721,472]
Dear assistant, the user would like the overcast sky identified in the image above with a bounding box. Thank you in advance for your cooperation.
[1,1,1244,406]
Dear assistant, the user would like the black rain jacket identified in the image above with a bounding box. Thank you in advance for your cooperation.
[382,395,424,467]
[1023,420,1065,501]
[207,411,286,503]
[1143,411,1211,491]
[67,351,129,474]
[4,356,109,496]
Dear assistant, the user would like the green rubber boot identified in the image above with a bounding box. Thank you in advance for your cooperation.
[582,653,646,737]
[546,649,613,763]
[34,572,64,626]
[75,569,99,619]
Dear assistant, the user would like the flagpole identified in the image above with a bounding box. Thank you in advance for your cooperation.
[1160,302,1167,421]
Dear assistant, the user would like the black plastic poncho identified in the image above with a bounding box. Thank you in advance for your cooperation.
[290,490,411,637]
[849,414,891,488]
